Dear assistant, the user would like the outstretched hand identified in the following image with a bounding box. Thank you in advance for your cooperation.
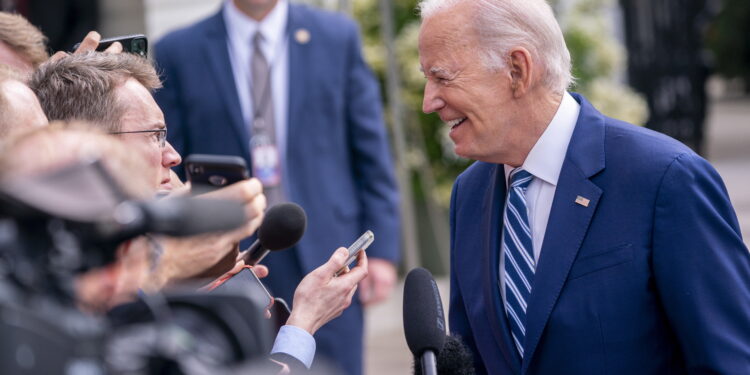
[144,179,266,290]
[358,258,397,306]
[287,247,369,335]
[50,31,123,62]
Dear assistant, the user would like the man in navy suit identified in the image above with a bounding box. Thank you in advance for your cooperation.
[417,0,750,374]
[153,1,400,373]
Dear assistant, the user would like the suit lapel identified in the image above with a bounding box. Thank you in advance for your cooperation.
[482,165,522,373]
[521,94,606,373]
[202,10,250,158]
[286,4,310,153]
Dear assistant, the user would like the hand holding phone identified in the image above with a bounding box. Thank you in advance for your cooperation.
[335,230,374,277]
[185,154,249,195]
[72,34,148,57]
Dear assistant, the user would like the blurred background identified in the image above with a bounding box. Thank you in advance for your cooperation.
[3,0,747,372]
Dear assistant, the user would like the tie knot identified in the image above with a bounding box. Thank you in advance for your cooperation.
[253,31,264,48]
[510,169,533,189]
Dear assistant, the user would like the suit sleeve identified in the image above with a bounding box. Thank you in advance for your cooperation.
[342,19,401,263]
[153,39,189,179]
[652,152,750,373]
[447,178,487,374]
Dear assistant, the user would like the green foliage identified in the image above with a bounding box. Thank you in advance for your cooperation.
[354,0,471,206]
[707,0,750,83]
[558,0,648,125]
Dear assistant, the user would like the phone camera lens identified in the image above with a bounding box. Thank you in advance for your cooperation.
[208,175,228,186]
[131,39,146,57]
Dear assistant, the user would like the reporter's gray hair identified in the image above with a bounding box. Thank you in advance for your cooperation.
[29,52,162,133]
[418,0,572,94]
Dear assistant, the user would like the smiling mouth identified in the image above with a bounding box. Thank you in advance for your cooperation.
[446,117,467,129]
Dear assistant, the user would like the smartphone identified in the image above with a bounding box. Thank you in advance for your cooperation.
[335,230,374,277]
[185,154,249,195]
[72,34,148,58]
[211,267,290,332]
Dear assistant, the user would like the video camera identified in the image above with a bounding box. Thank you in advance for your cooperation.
[0,159,277,374]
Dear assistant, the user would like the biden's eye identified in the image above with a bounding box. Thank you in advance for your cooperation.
[436,76,451,85]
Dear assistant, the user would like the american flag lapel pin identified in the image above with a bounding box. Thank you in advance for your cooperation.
[575,195,590,207]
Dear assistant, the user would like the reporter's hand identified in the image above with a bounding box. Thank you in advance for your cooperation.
[199,178,266,239]
[220,259,270,280]
[168,170,186,192]
[50,31,123,62]
[358,258,397,306]
[144,179,266,290]
[230,252,271,278]
[287,248,369,335]
[198,260,270,292]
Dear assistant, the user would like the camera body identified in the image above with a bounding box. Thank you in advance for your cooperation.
[0,160,275,374]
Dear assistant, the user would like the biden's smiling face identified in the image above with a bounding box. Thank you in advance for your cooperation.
[419,7,523,164]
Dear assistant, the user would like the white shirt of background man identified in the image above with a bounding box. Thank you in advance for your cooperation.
[224,0,289,179]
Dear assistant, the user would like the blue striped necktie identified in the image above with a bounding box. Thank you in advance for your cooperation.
[502,168,535,359]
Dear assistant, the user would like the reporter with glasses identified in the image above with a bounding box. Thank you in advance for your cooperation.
[24,51,368,371]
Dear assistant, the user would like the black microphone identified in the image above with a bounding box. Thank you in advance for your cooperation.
[99,197,246,241]
[242,202,307,265]
[414,335,476,375]
[404,267,446,375]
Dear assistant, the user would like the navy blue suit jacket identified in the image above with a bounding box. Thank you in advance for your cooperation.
[153,6,399,374]
[153,5,400,271]
[449,93,750,374]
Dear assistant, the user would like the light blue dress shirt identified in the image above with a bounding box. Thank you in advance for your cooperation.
[272,324,316,369]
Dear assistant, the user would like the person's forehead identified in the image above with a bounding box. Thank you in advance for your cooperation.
[1,79,29,96]
[116,78,165,131]
[419,36,475,76]
[0,41,33,74]
[3,80,40,109]
[419,12,476,62]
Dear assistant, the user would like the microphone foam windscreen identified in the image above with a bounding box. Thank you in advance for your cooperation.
[413,335,477,375]
[258,202,307,250]
[403,267,446,357]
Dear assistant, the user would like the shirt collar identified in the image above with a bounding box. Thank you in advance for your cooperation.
[504,92,581,186]
[224,0,288,48]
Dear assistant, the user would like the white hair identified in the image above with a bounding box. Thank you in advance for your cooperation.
[418,0,572,94]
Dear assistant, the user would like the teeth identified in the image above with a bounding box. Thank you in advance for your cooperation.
[446,117,467,127]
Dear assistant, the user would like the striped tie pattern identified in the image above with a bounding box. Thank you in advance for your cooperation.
[502,169,535,359]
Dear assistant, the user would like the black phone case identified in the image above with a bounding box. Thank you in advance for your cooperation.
[185,154,249,194]
[212,268,290,332]
[71,34,148,58]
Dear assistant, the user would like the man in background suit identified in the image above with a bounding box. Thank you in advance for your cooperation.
[417,0,750,374]
[153,0,400,373]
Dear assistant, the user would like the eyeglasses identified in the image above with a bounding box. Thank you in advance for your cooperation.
[110,128,167,148]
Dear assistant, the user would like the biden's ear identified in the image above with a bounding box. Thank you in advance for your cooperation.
[508,47,533,98]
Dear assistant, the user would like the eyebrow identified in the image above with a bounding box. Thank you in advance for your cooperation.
[429,67,451,76]
[420,65,451,77]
